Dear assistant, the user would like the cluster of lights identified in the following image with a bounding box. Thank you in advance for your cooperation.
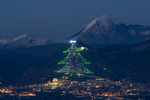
[55,42,93,76]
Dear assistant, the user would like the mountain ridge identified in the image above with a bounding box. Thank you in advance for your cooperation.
[0,34,53,48]
[18,40,150,85]
[69,15,150,45]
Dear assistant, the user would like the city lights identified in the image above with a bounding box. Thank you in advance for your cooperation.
[0,41,150,100]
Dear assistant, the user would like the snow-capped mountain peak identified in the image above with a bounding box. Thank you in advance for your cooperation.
[0,34,53,48]
[83,15,119,32]
[69,15,150,45]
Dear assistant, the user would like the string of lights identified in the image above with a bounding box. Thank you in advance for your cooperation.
[55,41,93,76]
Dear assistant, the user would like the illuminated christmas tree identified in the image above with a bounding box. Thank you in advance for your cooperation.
[55,40,93,76]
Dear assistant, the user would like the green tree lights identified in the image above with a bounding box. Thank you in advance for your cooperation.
[55,43,93,76]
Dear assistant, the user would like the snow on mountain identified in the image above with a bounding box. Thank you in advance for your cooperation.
[11,34,28,42]
[0,34,53,48]
[0,39,9,45]
[69,15,150,45]
[83,15,119,32]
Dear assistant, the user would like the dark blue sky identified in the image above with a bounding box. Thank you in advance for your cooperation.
[0,0,150,40]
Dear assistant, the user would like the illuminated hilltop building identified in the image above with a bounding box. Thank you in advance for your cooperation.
[55,40,93,76]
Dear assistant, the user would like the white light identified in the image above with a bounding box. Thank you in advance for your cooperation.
[81,46,85,50]
[70,40,77,44]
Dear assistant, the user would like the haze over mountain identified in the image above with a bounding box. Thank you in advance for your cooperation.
[69,15,150,45]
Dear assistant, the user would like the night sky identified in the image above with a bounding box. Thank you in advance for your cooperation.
[0,0,150,40]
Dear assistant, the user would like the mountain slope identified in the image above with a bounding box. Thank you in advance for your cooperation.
[0,43,64,86]
[18,40,150,85]
[69,15,150,45]
[1,40,150,85]
[0,34,53,48]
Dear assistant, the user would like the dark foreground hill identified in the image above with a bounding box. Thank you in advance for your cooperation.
[1,41,150,86]
[0,43,64,86]
[19,40,150,85]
